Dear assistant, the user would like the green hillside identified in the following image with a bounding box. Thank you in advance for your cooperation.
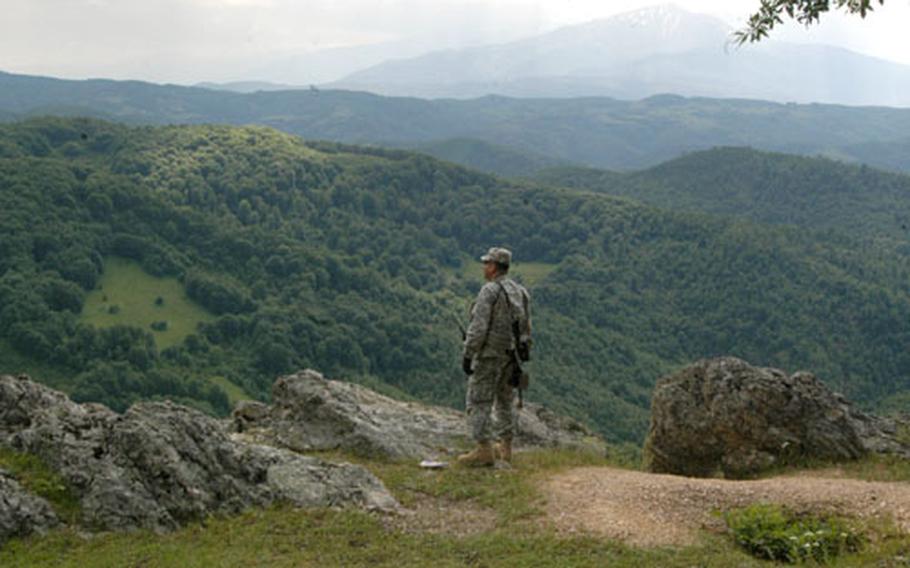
[839,137,910,174]
[534,147,910,243]
[3,117,910,442]
[4,71,910,173]
[406,138,573,177]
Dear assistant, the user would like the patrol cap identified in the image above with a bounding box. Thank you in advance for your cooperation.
[480,247,512,266]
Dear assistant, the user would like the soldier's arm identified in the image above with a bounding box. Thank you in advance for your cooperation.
[463,283,499,358]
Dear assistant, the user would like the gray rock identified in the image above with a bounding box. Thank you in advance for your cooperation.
[238,444,398,511]
[233,400,270,432]
[0,469,58,546]
[517,402,603,452]
[643,357,910,478]
[0,374,398,533]
[232,369,604,459]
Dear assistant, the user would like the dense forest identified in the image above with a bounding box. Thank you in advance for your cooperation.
[532,147,910,243]
[4,71,910,174]
[2,117,910,443]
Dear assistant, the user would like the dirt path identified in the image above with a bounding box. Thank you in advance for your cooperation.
[541,466,910,547]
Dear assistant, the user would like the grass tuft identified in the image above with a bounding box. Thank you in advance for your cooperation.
[0,447,81,523]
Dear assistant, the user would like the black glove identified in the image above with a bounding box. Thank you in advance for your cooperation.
[462,356,473,375]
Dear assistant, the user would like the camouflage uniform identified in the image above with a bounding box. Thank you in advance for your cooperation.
[463,249,531,445]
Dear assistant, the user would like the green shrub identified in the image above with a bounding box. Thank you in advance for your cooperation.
[724,503,864,564]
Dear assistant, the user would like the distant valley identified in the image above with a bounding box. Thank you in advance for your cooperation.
[3,118,910,443]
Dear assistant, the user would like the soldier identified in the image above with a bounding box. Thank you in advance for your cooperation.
[458,247,531,466]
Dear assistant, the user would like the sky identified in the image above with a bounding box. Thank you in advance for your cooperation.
[2,0,909,84]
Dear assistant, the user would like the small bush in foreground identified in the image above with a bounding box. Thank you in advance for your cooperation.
[725,503,864,564]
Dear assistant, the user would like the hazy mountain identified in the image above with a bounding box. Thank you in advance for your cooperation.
[331,4,910,106]
[402,138,575,177]
[196,81,306,94]
[335,5,727,89]
[838,137,910,174]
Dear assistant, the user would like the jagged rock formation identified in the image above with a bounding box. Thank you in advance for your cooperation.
[0,374,398,537]
[1,368,603,544]
[232,369,603,459]
[643,357,910,478]
[0,470,58,546]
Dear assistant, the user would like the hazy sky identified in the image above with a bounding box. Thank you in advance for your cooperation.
[2,0,909,84]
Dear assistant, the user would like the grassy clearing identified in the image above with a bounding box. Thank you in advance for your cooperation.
[210,375,252,407]
[4,507,906,568]
[3,449,909,567]
[81,257,215,350]
[352,448,610,524]
[0,507,743,568]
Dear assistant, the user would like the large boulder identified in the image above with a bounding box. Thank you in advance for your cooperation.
[643,357,910,478]
[233,369,603,459]
[0,470,58,546]
[0,374,397,533]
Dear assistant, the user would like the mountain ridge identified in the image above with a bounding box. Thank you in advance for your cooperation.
[532,146,910,242]
[6,70,910,174]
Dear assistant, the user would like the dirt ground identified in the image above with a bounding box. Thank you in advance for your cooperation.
[540,466,910,547]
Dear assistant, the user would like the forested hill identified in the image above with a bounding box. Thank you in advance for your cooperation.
[3,117,910,443]
[5,71,910,173]
[532,147,910,244]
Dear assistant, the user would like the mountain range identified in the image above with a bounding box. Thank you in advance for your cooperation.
[4,70,910,175]
[329,5,910,107]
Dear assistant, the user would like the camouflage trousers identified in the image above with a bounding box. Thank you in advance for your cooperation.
[466,355,515,443]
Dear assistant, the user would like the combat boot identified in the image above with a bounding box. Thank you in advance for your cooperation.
[494,438,512,463]
[456,442,495,467]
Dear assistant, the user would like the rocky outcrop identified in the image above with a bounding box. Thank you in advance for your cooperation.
[643,357,910,479]
[0,374,397,535]
[0,367,602,541]
[0,470,58,546]
[232,369,603,459]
